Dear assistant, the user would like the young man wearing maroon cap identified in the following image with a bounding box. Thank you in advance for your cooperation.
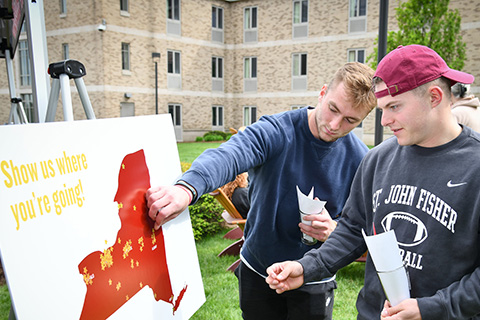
[266,44,480,320]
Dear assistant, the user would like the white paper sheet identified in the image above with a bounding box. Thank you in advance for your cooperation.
[362,229,410,306]
[296,186,326,244]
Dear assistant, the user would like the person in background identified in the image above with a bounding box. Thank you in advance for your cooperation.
[451,82,480,131]
[146,62,377,320]
[220,171,250,219]
[266,44,480,320]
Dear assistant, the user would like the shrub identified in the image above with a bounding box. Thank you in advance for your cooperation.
[189,194,225,241]
[203,130,228,141]
[195,136,204,142]
[204,134,224,142]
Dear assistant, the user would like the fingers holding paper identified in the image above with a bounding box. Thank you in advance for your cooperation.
[299,208,337,242]
[380,299,421,320]
[265,261,305,294]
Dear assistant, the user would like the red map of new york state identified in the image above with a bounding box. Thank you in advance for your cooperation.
[78,149,187,320]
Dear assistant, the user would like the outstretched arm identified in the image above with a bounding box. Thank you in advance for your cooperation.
[265,261,305,294]
[146,185,191,230]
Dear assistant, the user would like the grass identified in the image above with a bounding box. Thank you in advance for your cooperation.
[191,230,365,320]
[177,142,223,163]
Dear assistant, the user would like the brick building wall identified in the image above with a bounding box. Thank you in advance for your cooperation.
[0,0,479,145]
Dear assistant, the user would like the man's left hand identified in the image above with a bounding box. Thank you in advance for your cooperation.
[381,299,422,320]
[299,208,337,242]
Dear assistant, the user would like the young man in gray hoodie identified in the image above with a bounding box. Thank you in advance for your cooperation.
[266,44,480,320]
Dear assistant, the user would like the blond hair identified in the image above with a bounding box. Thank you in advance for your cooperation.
[329,62,377,113]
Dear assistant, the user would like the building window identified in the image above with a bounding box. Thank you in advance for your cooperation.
[19,40,31,87]
[347,48,365,63]
[212,56,223,91]
[167,0,180,20]
[168,104,182,126]
[292,53,307,91]
[212,6,223,29]
[212,56,223,79]
[167,50,181,74]
[120,0,128,12]
[244,57,257,92]
[20,94,34,122]
[349,0,367,33]
[293,0,308,38]
[244,106,257,126]
[212,6,224,43]
[60,0,67,15]
[212,105,224,127]
[121,43,130,71]
[244,6,257,43]
[167,50,181,89]
[292,53,307,77]
[62,43,69,60]
[244,57,257,79]
[167,0,181,35]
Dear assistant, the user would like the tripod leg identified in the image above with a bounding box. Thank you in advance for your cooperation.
[74,78,96,120]
[17,102,29,124]
[59,74,74,121]
[45,79,60,122]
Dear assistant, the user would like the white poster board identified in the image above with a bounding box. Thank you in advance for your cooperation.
[0,115,205,319]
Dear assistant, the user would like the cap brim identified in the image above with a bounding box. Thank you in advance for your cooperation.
[443,69,475,85]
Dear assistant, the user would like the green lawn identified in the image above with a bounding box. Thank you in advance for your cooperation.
[191,230,365,320]
[177,142,223,163]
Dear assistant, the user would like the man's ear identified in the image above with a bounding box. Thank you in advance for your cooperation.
[318,84,328,102]
[429,86,444,108]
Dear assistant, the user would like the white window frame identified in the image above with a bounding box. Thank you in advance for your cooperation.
[167,50,181,75]
[212,5,224,43]
[167,0,181,35]
[348,0,367,33]
[120,0,128,12]
[243,106,257,126]
[347,48,366,63]
[212,56,223,79]
[168,103,183,141]
[244,56,257,79]
[59,0,67,15]
[244,56,257,92]
[212,105,224,131]
[244,6,258,43]
[167,50,181,89]
[292,53,307,91]
[19,40,31,87]
[20,93,34,122]
[212,56,224,91]
[167,0,180,21]
[121,42,130,71]
[292,0,308,38]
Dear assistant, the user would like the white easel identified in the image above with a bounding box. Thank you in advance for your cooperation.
[45,59,96,122]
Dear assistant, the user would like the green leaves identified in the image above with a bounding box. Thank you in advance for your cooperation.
[368,0,466,71]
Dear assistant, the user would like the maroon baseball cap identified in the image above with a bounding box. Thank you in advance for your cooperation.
[374,44,474,98]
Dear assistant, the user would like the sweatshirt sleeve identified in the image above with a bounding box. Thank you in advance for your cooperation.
[417,268,480,320]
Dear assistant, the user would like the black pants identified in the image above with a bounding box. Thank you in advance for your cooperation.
[235,261,336,320]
